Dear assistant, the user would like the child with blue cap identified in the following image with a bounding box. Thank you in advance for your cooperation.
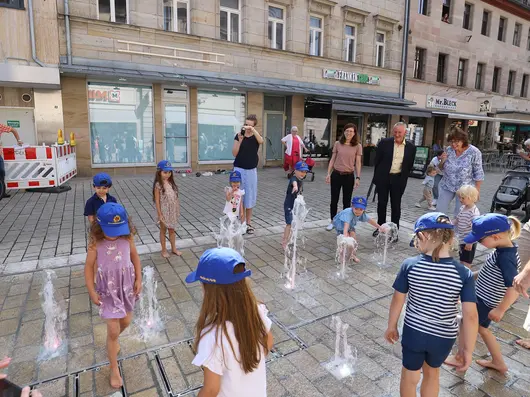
[282,160,308,249]
[84,172,117,224]
[153,160,182,257]
[186,247,273,397]
[223,170,245,222]
[446,213,521,375]
[386,212,478,396]
[84,202,142,389]
[332,196,384,262]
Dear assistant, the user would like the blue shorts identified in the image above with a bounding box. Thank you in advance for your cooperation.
[477,297,492,328]
[234,167,257,209]
[401,324,456,371]
[336,228,355,236]
[284,204,293,225]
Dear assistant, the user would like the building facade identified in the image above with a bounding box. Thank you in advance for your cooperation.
[2,0,428,176]
[406,0,530,149]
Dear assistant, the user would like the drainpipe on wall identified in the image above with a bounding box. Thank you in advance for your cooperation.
[399,0,411,99]
[27,0,46,67]
[64,0,72,65]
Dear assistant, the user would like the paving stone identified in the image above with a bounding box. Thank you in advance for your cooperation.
[0,318,19,337]
[70,293,90,315]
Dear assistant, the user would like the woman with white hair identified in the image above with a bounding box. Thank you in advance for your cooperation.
[281,126,308,176]
[518,139,530,168]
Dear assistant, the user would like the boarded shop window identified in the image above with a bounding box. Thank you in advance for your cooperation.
[88,83,154,166]
[198,91,246,162]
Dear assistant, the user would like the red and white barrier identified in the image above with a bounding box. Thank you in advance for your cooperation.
[2,144,77,190]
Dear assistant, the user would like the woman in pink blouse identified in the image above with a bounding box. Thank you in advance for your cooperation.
[325,123,363,230]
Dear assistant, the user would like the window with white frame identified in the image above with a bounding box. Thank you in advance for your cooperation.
[163,0,189,33]
[344,25,356,62]
[98,0,128,24]
[309,16,323,56]
[376,32,385,68]
[220,0,240,43]
[268,5,285,50]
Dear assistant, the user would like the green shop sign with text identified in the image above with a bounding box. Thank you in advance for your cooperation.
[322,69,380,85]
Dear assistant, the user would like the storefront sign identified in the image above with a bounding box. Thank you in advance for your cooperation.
[478,100,491,112]
[426,96,457,111]
[322,69,380,85]
[88,89,121,103]
[6,120,20,128]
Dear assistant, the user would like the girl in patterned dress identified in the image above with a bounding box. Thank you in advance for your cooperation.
[84,203,142,389]
[153,160,182,257]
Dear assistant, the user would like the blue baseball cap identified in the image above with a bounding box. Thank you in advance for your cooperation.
[229,170,242,182]
[93,172,112,187]
[464,214,511,244]
[352,196,367,210]
[414,212,453,233]
[96,203,130,237]
[157,160,173,172]
[185,247,251,285]
[295,161,310,172]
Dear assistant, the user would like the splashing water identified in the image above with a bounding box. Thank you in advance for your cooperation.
[335,235,358,279]
[323,316,357,379]
[524,306,530,332]
[283,195,309,290]
[39,270,67,360]
[374,222,398,268]
[136,266,163,340]
[216,215,246,255]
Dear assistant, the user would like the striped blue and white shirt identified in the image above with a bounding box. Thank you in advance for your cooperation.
[476,246,521,309]
[393,255,476,339]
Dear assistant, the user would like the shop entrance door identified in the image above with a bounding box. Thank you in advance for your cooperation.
[337,114,363,142]
[265,112,284,161]
[163,88,190,167]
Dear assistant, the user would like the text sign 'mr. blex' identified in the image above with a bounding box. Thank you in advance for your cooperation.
[426,95,458,111]
[323,69,380,85]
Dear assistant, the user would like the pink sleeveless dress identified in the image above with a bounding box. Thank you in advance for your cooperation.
[95,238,138,319]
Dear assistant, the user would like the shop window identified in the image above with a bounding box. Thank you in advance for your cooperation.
[514,23,522,47]
[220,0,240,43]
[366,114,388,146]
[98,0,128,23]
[481,11,490,36]
[457,58,467,87]
[268,5,285,50]
[0,0,24,9]
[309,16,323,56]
[344,25,356,62]
[418,0,428,16]
[437,53,447,83]
[463,3,472,30]
[475,63,484,90]
[507,70,516,95]
[163,0,189,33]
[498,17,506,42]
[197,91,246,162]
[441,0,451,23]
[303,101,331,158]
[88,83,154,166]
[492,67,501,92]
[375,32,385,68]
[413,47,426,80]
[521,74,529,98]
[407,118,426,146]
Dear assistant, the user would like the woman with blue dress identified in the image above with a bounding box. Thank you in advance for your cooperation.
[437,127,484,217]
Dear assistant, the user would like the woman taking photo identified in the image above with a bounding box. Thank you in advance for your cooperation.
[437,127,484,216]
[325,123,363,231]
[281,126,308,176]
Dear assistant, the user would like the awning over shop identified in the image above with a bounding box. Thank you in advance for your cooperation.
[432,111,530,125]
[332,100,432,118]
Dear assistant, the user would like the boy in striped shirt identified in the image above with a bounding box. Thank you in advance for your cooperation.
[446,214,522,374]
[385,213,478,396]
[454,185,480,269]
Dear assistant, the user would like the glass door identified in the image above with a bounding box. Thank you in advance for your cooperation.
[164,104,189,166]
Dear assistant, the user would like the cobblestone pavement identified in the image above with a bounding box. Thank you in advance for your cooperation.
[0,166,526,266]
[0,221,529,396]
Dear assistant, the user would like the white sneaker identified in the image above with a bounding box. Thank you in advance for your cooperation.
[415,203,421,208]
[432,199,437,206]
[326,223,334,231]
[428,206,436,210]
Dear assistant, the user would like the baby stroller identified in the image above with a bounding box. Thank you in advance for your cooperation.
[490,165,530,221]
[287,152,316,182]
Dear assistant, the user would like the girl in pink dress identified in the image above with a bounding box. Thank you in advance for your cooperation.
[84,203,142,389]
[153,160,182,257]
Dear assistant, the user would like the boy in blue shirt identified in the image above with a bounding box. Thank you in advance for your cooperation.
[385,213,478,397]
[84,173,117,224]
[282,161,308,249]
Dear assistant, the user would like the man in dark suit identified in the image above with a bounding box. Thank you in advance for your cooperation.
[372,122,416,234]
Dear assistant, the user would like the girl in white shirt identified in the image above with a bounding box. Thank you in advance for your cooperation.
[186,247,274,397]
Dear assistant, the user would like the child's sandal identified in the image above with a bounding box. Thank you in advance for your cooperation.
[246,224,255,235]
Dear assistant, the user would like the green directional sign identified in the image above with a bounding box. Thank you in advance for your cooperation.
[6,120,20,128]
